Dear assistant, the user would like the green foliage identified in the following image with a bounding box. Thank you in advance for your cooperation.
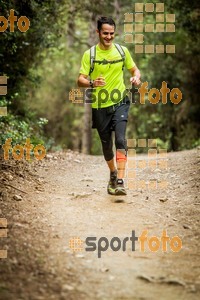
[0,114,48,146]
[124,0,200,151]
[0,0,67,148]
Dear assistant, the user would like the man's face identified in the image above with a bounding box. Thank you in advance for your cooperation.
[97,24,115,48]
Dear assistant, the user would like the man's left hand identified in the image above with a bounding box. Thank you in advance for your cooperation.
[130,76,141,86]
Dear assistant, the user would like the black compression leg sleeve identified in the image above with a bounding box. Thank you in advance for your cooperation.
[98,130,114,161]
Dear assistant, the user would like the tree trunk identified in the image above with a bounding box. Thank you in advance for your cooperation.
[82,104,92,154]
[81,13,97,154]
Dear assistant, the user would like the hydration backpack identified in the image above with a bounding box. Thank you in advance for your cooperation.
[89,43,126,76]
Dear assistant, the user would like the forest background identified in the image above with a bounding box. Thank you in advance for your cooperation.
[0,0,199,155]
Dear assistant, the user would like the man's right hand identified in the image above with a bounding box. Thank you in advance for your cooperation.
[77,74,106,88]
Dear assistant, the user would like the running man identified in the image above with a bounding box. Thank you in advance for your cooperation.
[77,16,141,195]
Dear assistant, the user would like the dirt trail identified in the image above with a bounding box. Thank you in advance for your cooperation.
[0,149,200,300]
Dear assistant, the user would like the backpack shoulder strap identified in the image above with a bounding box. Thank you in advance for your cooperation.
[89,45,96,76]
[114,43,125,70]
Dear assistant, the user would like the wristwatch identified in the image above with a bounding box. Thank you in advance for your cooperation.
[89,79,94,88]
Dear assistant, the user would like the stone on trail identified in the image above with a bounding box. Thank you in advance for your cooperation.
[159,197,168,202]
[13,194,23,201]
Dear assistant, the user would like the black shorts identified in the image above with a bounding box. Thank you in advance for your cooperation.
[92,96,130,132]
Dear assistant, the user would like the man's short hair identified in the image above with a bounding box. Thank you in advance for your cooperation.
[97,17,116,31]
